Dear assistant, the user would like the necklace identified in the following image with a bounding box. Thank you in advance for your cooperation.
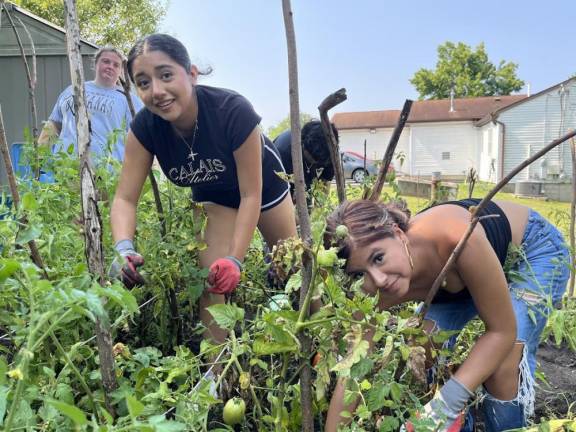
[175,120,199,161]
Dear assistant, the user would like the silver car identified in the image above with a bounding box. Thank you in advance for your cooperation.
[341,151,379,182]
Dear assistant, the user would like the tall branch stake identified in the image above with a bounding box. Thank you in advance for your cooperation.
[281,1,313,430]
[0,105,46,273]
[569,136,575,297]
[368,99,412,201]
[318,88,347,203]
[419,128,576,318]
[2,3,40,176]
[63,0,117,414]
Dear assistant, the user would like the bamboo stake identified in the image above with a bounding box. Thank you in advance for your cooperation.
[0,105,46,273]
[2,3,39,177]
[118,71,181,344]
[63,0,117,414]
[569,136,575,297]
[281,1,313,430]
[318,88,347,203]
[419,128,576,319]
[367,99,412,201]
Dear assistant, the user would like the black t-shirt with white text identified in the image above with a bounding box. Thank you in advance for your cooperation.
[131,85,273,196]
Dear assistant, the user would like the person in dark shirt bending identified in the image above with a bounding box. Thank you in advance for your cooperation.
[109,33,296,344]
[273,120,338,197]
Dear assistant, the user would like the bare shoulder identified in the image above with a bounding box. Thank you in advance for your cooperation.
[493,200,530,244]
[410,205,470,247]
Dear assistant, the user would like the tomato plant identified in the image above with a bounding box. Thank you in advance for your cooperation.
[0,143,574,431]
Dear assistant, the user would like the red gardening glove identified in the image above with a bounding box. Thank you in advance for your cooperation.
[120,254,145,288]
[404,411,464,432]
[207,257,242,295]
[110,239,145,288]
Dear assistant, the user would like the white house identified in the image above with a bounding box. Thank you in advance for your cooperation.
[332,95,526,179]
[476,77,576,184]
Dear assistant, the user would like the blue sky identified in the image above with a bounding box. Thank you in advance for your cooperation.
[161,0,576,129]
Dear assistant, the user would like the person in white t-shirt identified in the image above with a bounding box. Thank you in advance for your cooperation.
[38,46,143,162]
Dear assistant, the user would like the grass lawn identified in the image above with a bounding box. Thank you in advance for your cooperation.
[376,181,573,238]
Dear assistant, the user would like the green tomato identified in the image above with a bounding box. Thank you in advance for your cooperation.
[317,249,338,267]
[335,224,349,239]
[223,397,246,425]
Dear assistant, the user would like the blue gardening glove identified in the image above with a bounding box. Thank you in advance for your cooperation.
[403,376,472,432]
[109,239,145,288]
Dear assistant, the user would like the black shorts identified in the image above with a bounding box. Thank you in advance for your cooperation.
[192,142,290,211]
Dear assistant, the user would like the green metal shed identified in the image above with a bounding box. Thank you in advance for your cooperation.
[0,1,98,186]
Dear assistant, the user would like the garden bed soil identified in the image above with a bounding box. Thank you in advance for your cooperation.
[534,341,576,421]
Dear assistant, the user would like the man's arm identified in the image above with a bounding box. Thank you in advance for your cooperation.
[37,120,61,146]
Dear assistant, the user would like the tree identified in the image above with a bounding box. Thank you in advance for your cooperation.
[267,112,313,140]
[14,0,168,53]
[410,42,524,100]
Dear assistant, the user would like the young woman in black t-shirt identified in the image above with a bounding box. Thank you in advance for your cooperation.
[323,199,569,432]
[110,34,296,343]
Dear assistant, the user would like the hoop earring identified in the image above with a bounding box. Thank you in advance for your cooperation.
[403,240,414,270]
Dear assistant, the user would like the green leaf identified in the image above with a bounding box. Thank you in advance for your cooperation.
[135,367,154,392]
[55,383,74,405]
[85,290,107,323]
[0,259,20,282]
[0,385,8,426]
[15,223,42,245]
[365,384,389,411]
[126,394,144,418]
[253,337,297,355]
[249,358,269,371]
[332,340,369,375]
[206,304,244,330]
[21,192,38,211]
[350,357,374,380]
[390,382,402,402]
[285,272,302,294]
[147,414,187,431]
[48,399,88,425]
[0,357,7,386]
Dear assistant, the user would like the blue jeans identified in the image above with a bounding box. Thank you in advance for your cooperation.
[424,210,570,432]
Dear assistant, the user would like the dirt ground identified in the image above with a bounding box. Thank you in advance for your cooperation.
[533,341,576,421]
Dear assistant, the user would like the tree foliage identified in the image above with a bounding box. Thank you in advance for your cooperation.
[266,112,313,140]
[410,42,525,100]
[14,0,168,53]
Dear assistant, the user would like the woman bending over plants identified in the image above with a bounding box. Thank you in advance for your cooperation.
[324,198,570,432]
[110,33,296,343]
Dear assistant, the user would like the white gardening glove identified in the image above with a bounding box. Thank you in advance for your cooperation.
[403,376,472,432]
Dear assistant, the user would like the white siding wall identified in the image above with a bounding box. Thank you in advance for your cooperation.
[338,128,410,172]
[499,80,576,182]
[478,123,500,182]
[409,121,478,176]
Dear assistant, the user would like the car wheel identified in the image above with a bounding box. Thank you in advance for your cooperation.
[352,169,367,183]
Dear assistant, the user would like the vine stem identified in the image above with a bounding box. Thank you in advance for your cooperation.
[229,330,263,418]
[49,331,100,422]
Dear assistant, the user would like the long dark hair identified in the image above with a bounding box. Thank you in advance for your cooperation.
[325,199,411,260]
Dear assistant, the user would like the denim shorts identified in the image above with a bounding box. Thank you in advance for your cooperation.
[424,209,570,431]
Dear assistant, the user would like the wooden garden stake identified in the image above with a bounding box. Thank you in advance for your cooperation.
[318,88,348,203]
[0,105,46,273]
[119,70,181,344]
[368,99,412,201]
[569,136,575,297]
[1,2,40,177]
[281,1,314,430]
[63,0,118,414]
[419,128,576,319]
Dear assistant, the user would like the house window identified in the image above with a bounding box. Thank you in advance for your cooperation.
[441,152,451,160]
